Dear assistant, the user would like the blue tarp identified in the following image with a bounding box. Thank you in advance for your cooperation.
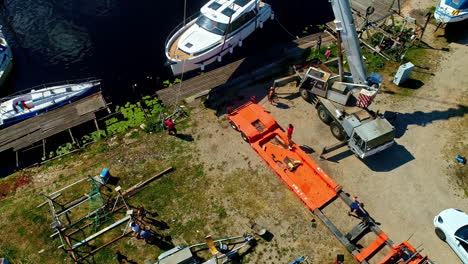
[445,0,468,9]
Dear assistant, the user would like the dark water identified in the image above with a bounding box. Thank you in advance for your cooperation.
[0,0,333,175]
[0,0,333,103]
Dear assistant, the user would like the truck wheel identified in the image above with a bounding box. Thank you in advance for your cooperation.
[241,132,249,143]
[330,122,346,141]
[435,228,446,241]
[229,121,238,131]
[317,105,333,124]
[299,88,311,102]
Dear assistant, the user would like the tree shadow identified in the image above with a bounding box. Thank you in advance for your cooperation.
[398,78,424,89]
[175,133,194,141]
[439,20,468,45]
[231,239,258,264]
[299,145,315,154]
[326,149,354,163]
[274,102,290,109]
[362,143,415,172]
[281,92,301,100]
[149,233,174,250]
[384,104,468,138]
[146,217,170,230]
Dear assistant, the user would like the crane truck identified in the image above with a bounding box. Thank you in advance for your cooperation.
[274,0,396,159]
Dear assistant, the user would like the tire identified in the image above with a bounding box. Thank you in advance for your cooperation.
[435,228,446,241]
[330,122,346,141]
[241,132,249,143]
[299,88,311,102]
[229,121,238,131]
[317,105,333,124]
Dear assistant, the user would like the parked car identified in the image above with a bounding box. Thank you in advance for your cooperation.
[434,208,468,263]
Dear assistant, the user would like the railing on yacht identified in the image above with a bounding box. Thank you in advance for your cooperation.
[0,77,101,102]
[164,12,200,54]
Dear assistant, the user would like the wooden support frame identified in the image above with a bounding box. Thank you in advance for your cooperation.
[42,167,174,263]
[72,215,131,249]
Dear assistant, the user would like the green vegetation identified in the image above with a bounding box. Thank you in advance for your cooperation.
[45,96,167,160]
[162,78,182,88]
[105,96,166,136]
[304,44,338,62]
[362,48,387,74]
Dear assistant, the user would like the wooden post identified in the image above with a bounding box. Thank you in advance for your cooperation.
[42,139,46,160]
[15,151,19,168]
[94,118,103,138]
[419,13,432,45]
[94,118,100,131]
[68,129,76,145]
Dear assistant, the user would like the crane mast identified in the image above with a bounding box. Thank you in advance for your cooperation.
[330,0,368,84]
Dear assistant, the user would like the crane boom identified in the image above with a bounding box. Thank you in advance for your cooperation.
[330,0,368,84]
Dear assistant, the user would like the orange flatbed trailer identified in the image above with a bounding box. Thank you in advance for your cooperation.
[228,101,433,264]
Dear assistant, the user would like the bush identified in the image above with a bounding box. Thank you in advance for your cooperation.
[143,116,164,133]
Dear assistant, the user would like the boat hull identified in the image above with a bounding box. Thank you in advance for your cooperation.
[435,1,468,23]
[0,59,13,88]
[0,81,100,129]
[166,4,273,76]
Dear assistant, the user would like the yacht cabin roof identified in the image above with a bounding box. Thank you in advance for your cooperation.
[201,0,259,24]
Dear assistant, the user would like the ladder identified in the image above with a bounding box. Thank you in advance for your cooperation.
[87,178,108,233]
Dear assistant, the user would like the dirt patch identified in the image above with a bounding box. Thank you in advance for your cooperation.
[0,173,31,199]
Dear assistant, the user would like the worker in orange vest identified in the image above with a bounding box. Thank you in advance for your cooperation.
[287,124,294,150]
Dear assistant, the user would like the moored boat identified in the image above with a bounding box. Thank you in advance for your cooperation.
[165,0,274,75]
[0,78,101,128]
[0,27,13,88]
[434,0,468,23]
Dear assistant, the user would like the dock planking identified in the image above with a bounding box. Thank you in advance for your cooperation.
[0,92,108,153]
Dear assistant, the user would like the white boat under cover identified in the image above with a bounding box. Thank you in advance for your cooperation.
[0,27,13,87]
[165,0,274,75]
[435,0,468,23]
[0,79,100,128]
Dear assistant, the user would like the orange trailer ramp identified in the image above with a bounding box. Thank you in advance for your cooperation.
[252,130,339,210]
[228,102,340,210]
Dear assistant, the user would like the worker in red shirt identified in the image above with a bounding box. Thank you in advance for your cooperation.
[268,86,276,104]
[287,124,294,150]
[165,119,177,136]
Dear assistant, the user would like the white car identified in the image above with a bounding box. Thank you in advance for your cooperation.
[434,209,468,263]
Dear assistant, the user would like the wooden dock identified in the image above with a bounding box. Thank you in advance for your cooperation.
[156,32,335,105]
[156,0,405,105]
[0,92,109,164]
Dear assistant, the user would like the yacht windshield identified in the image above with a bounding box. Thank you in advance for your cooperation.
[196,15,228,35]
[455,225,468,242]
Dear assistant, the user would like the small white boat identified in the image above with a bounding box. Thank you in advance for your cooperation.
[0,27,13,87]
[435,0,468,23]
[0,78,101,128]
[165,0,274,75]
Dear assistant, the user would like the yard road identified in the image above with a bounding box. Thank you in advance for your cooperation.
[261,31,468,264]
[230,17,468,264]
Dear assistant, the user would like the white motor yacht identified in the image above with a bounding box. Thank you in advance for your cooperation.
[165,0,274,75]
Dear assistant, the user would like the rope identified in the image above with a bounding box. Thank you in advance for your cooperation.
[275,17,299,40]
[174,0,188,106]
